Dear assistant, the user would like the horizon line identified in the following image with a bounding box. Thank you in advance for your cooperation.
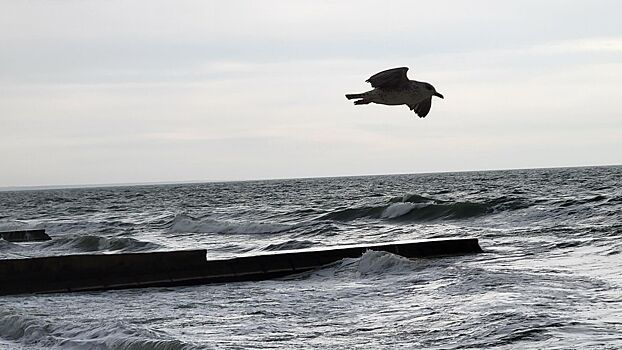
[1,163,620,192]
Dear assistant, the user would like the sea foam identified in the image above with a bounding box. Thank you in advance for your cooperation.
[357,250,420,276]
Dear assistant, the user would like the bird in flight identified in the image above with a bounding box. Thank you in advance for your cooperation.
[345,67,444,118]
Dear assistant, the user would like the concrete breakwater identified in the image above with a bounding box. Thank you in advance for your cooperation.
[0,238,482,295]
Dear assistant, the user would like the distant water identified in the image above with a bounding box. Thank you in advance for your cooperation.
[1,166,621,349]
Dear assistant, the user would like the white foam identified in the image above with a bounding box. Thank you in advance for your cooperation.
[169,214,290,235]
[357,250,419,276]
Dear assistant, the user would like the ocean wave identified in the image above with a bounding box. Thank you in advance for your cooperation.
[39,235,161,253]
[605,243,622,256]
[485,196,532,212]
[168,214,291,235]
[381,202,428,219]
[321,194,530,222]
[320,205,386,221]
[0,307,195,350]
[289,222,344,238]
[289,250,423,280]
[262,239,317,251]
[0,239,32,259]
[389,193,435,204]
[43,220,136,236]
[554,194,610,208]
[0,220,37,232]
[0,239,21,251]
[356,250,421,276]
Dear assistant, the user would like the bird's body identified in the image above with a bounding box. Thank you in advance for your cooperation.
[346,67,444,118]
[349,83,426,105]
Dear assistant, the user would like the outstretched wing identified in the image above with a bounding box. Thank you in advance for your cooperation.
[409,98,432,118]
[366,67,410,89]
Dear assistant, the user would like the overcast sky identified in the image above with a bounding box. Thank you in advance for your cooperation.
[1,1,621,187]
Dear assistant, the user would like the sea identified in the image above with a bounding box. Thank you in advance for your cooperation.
[0,165,621,349]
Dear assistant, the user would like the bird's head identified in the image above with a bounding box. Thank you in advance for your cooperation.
[423,82,444,99]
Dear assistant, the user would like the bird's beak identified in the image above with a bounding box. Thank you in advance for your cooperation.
[434,92,444,99]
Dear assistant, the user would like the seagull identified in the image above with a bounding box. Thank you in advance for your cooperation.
[345,67,444,118]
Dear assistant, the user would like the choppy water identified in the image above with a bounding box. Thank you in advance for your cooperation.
[1,166,621,349]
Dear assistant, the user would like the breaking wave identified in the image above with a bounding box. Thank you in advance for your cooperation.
[168,214,291,235]
[0,307,195,350]
[381,202,429,219]
[322,194,530,222]
[291,250,423,281]
[39,235,161,253]
[356,250,421,276]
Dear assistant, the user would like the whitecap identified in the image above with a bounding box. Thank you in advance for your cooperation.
[357,250,420,276]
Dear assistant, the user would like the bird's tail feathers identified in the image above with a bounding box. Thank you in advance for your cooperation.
[345,93,365,100]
